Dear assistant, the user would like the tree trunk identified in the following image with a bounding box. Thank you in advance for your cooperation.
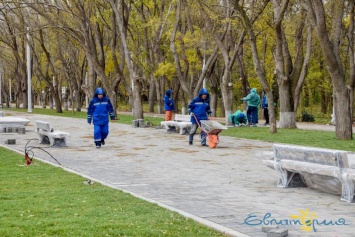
[294,25,312,112]
[132,78,143,119]
[348,1,355,124]
[109,0,143,119]
[334,89,352,138]
[148,78,155,113]
[272,0,296,129]
[170,0,193,101]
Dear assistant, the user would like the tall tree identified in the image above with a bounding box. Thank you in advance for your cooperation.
[134,0,173,114]
[272,0,312,128]
[198,0,243,124]
[233,0,277,133]
[32,27,64,113]
[302,0,353,139]
[28,0,123,114]
[347,1,355,125]
[0,4,29,109]
[109,0,143,119]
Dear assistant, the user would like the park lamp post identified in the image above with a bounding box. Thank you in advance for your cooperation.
[26,27,32,113]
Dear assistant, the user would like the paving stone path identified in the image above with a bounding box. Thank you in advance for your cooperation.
[1,111,354,237]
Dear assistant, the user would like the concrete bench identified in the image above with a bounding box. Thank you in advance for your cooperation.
[0,116,30,126]
[160,114,192,135]
[263,144,355,203]
[0,124,26,134]
[36,120,70,147]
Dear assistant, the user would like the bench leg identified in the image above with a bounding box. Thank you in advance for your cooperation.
[49,137,55,147]
[38,134,45,144]
[275,163,306,188]
[51,138,67,147]
[341,172,355,203]
[179,127,189,135]
[275,162,288,187]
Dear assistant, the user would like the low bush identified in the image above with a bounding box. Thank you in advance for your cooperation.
[301,111,315,122]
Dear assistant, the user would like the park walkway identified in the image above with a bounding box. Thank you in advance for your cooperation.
[1,110,354,237]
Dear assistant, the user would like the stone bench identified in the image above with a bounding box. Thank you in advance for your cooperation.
[160,114,192,135]
[0,116,30,126]
[0,124,26,134]
[263,144,355,203]
[36,120,70,147]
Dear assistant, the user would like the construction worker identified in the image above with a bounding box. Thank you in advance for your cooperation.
[164,89,175,121]
[188,88,212,146]
[87,87,116,148]
[229,110,247,126]
[242,88,260,126]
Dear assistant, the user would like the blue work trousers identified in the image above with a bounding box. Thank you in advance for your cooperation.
[247,106,258,124]
[94,123,109,143]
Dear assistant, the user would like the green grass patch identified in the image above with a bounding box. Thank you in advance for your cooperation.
[223,126,355,151]
[0,147,226,237]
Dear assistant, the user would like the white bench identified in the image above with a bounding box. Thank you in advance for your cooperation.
[36,120,70,147]
[263,144,355,203]
[160,114,192,135]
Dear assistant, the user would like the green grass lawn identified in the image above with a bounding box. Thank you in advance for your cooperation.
[0,147,226,237]
[222,126,355,152]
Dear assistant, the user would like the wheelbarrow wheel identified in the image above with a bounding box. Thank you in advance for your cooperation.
[207,134,219,148]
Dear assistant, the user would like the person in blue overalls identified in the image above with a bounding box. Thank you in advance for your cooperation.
[87,87,116,148]
[164,89,175,121]
[188,88,212,146]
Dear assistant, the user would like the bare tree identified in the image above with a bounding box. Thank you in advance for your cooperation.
[27,0,123,114]
[0,4,29,108]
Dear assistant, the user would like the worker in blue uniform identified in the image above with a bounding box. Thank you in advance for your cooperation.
[87,87,116,148]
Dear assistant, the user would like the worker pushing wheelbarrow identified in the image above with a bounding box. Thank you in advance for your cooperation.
[188,88,228,148]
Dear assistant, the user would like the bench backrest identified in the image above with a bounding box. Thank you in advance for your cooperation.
[174,114,191,122]
[274,144,348,168]
[36,120,52,132]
